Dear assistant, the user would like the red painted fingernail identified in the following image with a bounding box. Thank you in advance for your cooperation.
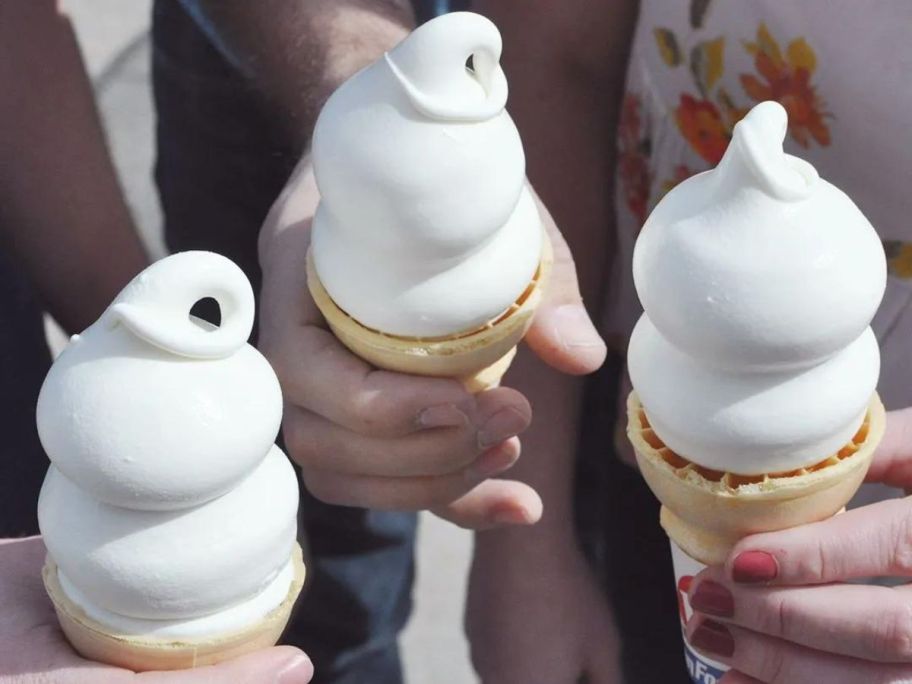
[690,580,734,618]
[732,551,778,583]
[690,619,734,658]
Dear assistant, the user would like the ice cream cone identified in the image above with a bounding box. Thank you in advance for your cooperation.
[627,391,886,565]
[42,543,306,671]
[307,233,552,393]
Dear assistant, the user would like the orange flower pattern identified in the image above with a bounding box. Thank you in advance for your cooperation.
[674,95,729,165]
[660,164,698,199]
[740,24,831,147]
[618,93,652,225]
[618,7,834,229]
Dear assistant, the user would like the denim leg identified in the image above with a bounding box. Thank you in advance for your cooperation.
[0,249,52,538]
[575,354,691,683]
[288,490,417,684]
[152,4,416,681]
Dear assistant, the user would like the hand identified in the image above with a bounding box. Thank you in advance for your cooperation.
[257,160,605,529]
[684,408,912,683]
[0,537,313,683]
[465,531,621,683]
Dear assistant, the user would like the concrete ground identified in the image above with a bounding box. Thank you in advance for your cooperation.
[62,2,477,682]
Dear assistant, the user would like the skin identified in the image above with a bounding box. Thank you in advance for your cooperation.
[687,408,912,683]
[171,0,606,529]
[464,2,639,681]
[0,537,313,684]
[0,2,308,679]
[189,0,627,680]
[0,0,148,334]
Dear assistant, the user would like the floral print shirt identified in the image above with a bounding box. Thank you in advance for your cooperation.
[607,0,912,412]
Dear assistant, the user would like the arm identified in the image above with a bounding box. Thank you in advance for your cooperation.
[472,0,634,540]
[178,2,536,527]
[0,538,312,681]
[186,1,603,529]
[466,1,639,681]
[176,0,415,147]
[0,1,148,334]
[683,410,912,683]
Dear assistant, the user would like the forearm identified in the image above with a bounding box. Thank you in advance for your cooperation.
[180,0,414,148]
[0,2,147,334]
[473,0,638,546]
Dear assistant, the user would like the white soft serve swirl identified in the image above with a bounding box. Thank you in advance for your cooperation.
[628,102,886,474]
[37,252,298,635]
[311,11,542,337]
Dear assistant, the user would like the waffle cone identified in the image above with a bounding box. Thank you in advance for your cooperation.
[43,543,306,671]
[306,233,553,393]
[627,392,886,565]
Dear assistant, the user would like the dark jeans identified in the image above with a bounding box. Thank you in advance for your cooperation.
[575,354,691,683]
[152,4,420,682]
[153,1,686,682]
[0,251,52,539]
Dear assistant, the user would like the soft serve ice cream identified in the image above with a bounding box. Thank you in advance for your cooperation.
[311,11,542,338]
[628,101,886,475]
[37,252,299,638]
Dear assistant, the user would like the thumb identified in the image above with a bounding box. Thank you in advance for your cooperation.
[137,647,312,684]
[433,474,543,530]
[724,496,912,586]
[866,407,912,489]
[525,192,606,375]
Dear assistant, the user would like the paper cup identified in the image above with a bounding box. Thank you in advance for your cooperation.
[670,541,728,683]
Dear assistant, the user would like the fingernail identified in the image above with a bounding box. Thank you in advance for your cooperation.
[416,403,469,429]
[489,503,532,526]
[689,619,734,658]
[466,444,518,480]
[277,654,314,683]
[553,304,604,349]
[478,407,529,449]
[732,551,778,584]
[690,580,734,618]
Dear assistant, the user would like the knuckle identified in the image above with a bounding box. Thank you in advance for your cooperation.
[282,419,318,465]
[788,542,829,583]
[761,647,789,684]
[758,593,794,638]
[347,392,391,435]
[890,505,912,574]
[301,471,346,506]
[875,598,912,661]
[736,626,788,684]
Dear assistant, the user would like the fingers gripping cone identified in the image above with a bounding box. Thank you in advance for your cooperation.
[307,12,548,391]
[624,101,888,683]
[42,545,306,671]
[307,235,552,393]
[627,391,887,567]
[628,391,885,682]
[36,252,306,672]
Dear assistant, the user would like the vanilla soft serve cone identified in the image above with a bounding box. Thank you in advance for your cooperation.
[37,252,304,671]
[625,101,887,681]
[306,12,551,392]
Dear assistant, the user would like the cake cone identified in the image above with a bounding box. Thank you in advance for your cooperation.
[43,543,306,672]
[307,233,553,393]
[627,391,887,566]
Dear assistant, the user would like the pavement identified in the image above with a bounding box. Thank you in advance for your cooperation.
[61,1,477,681]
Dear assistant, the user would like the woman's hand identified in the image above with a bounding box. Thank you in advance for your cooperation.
[466,530,621,683]
[257,160,605,529]
[0,537,313,683]
[685,408,912,683]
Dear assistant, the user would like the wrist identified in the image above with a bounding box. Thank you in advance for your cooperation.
[474,515,579,562]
